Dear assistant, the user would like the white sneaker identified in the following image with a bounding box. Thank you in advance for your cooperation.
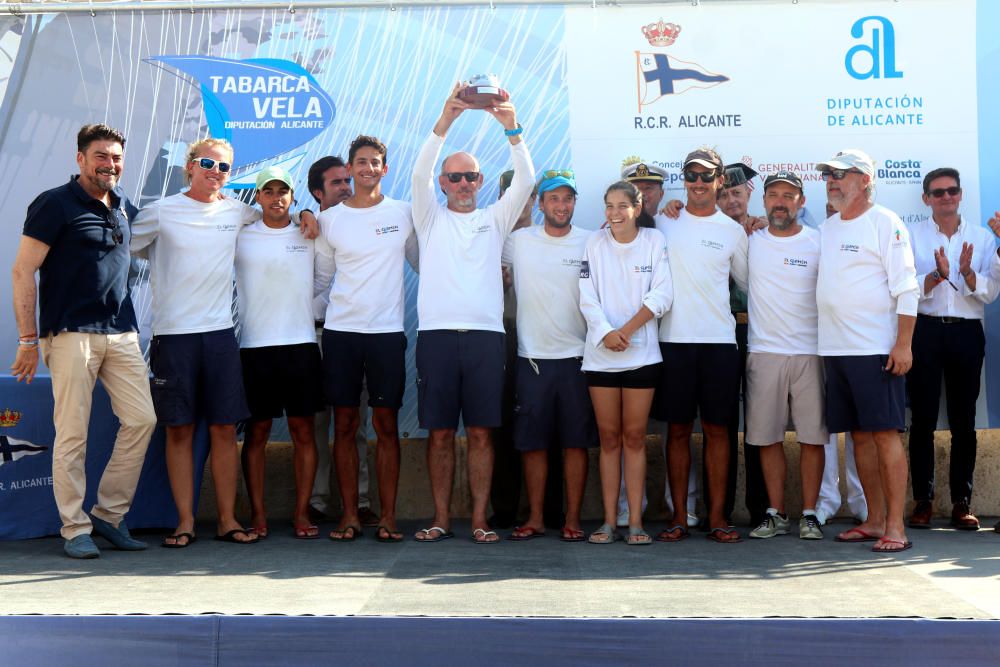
[616,508,629,528]
[749,512,790,539]
[686,513,699,528]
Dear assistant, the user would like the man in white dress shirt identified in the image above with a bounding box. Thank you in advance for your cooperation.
[906,167,999,532]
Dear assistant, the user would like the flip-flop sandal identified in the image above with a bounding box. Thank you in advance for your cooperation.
[414,526,454,543]
[588,523,619,545]
[214,529,258,544]
[293,525,320,540]
[871,538,913,553]
[835,527,881,543]
[376,526,404,543]
[161,532,196,549]
[626,528,652,546]
[560,526,585,542]
[249,526,268,540]
[655,525,689,542]
[507,526,545,541]
[706,527,742,544]
[472,528,500,544]
[329,525,362,541]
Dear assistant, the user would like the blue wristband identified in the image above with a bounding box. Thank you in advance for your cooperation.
[504,124,523,137]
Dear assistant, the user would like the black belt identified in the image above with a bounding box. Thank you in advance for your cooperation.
[918,314,976,324]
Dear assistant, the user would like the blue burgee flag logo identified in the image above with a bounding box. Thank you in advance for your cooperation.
[148,56,336,171]
[0,435,47,466]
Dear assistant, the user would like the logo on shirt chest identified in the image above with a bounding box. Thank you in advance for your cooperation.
[633,264,653,273]
[783,257,809,268]
[473,224,491,234]
[561,258,582,268]
[216,223,238,233]
[700,239,724,250]
[374,225,400,236]
[840,243,860,253]
[285,243,308,254]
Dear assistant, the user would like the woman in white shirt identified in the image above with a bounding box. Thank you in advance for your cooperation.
[579,181,673,545]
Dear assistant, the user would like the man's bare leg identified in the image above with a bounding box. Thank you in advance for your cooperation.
[416,428,456,539]
[564,448,588,534]
[873,429,909,545]
[758,442,786,514]
[287,416,318,535]
[210,423,254,541]
[466,426,496,541]
[666,422,694,528]
[240,419,272,536]
[372,406,401,536]
[840,430,886,540]
[800,443,825,511]
[331,406,361,537]
[703,421,734,537]
[164,423,196,546]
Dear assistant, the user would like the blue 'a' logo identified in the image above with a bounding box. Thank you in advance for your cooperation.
[845,16,903,80]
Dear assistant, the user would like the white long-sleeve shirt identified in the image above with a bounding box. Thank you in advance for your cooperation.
[313,197,418,333]
[747,226,821,355]
[502,225,590,359]
[656,208,749,344]
[816,204,919,356]
[908,215,1000,319]
[579,227,673,372]
[131,193,257,335]
[411,131,535,332]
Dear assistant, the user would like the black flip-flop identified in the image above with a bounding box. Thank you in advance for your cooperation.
[376,526,404,543]
[706,527,742,544]
[329,525,362,542]
[213,528,259,544]
[161,532,196,549]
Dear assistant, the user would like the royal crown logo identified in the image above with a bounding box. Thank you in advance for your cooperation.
[621,155,644,169]
[0,409,22,428]
[642,20,682,47]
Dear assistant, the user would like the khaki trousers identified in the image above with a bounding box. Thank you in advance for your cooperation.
[41,332,157,539]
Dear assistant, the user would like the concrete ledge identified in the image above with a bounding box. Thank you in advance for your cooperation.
[198,430,1000,522]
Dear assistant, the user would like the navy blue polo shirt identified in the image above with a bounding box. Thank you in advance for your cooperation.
[22,176,139,337]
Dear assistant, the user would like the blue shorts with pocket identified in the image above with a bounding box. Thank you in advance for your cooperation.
[514,356,598,452]
[416,329,505,430]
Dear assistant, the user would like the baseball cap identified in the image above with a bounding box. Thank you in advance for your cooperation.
[498,169,539,197]
[255,166,295,191]
[683,148,724,171]
[815,149,875,178]
[723,162,758,189]
[763,170,804,192]
[538,169,577,195]
[621,156,666,183]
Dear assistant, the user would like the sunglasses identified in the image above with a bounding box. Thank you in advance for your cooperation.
[444,171,480,183]
[928,186,961,198]
[820,169,862,181]
[541,169,575,179]
[683,170,719,183]
[193,157,232,173]
[106,212,123,246]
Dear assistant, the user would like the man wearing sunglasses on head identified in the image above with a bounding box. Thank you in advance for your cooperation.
[410,83,535,544]
[11,124,157,559]
[654,147,749,544]
[131,139,316,548]
[905,168,999,533]
[814,149,918,554]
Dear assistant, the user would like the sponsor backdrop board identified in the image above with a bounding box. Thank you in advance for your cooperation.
[0,0,996,538]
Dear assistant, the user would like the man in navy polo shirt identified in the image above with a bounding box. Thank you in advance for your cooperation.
[11,123,157,559]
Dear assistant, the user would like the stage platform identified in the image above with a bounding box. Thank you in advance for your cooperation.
[3,519,999,665]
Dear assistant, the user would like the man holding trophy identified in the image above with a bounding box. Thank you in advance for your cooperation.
[411,78,535,544]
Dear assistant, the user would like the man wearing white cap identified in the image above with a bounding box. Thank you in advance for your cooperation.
[502,169,597,542]
[236,166,323,540]
[815,149,918,553]
[621,157,667,219]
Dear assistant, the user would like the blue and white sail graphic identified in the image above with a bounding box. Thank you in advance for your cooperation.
[146,56,336,170]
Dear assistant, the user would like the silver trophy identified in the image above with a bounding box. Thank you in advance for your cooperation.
[458,73,510,109]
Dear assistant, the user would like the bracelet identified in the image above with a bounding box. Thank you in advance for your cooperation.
[503,123,523,137]
[18,340,39,347]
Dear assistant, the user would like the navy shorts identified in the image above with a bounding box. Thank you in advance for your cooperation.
[241,343,324,420]
[824,354,906,433]
[149,328,249,426]
[585,363,662,389]
[416,329,505,430]
[322,330,407,408]
[655,342,740,425]
[513,357,599,452]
